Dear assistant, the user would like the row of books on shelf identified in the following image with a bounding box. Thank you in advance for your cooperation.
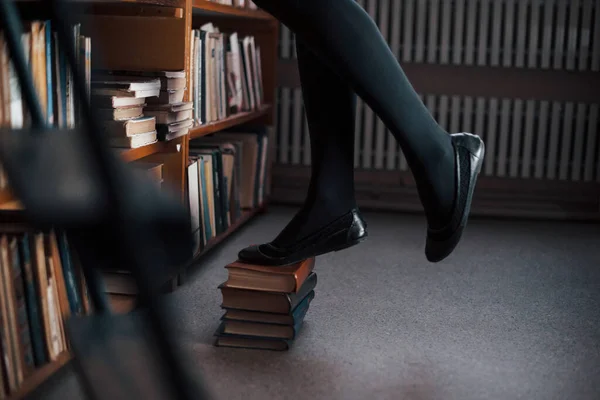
[187,128,269,256]
[0,230,91,399]
[190,23,264,124]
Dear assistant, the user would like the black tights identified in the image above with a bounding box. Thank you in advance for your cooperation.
[266,0,456,247]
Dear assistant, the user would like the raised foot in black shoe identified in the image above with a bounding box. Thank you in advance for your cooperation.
[238,208,368,266]
[425,132,485,263]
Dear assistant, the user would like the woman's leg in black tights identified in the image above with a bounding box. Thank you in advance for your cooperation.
[252,0,455,229]
[271,39,358,248]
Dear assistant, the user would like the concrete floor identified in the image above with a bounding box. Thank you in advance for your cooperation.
[36,207,600,400]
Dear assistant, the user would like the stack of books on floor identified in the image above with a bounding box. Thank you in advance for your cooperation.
[214,257,317,351]
[0,230,92,398]
[190,23,264,125]
[186,129,269,256]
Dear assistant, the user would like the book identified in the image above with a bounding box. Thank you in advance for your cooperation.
[219,272,317,314]
[109,131,158,149]
[224,258,315,293]
[101,116,156,137]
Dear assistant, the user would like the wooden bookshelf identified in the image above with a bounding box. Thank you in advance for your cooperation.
[1,1,278,397]
[192,0,272,19]
[189,105,271,139]
[6,352,72,400]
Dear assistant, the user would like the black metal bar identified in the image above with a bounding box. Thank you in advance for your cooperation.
[0,0,45,128]
[45,2,204,399]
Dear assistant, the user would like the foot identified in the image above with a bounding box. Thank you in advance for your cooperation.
[238,208,368,266]
[425,132,485,262]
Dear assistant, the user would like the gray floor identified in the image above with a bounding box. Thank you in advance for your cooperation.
[39,206,600,400]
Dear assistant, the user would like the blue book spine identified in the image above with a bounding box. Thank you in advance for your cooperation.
[57,232,82,315]
[19,234,47,366]
[45,20,54,127]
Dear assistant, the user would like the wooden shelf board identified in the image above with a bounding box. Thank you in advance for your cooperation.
[7,352,71,400]
[116,140,181,163]
[189,105,271,140]
[192,0,272,19]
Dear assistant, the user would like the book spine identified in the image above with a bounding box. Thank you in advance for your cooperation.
[56,232,82,315]
[10,239,34,376]
[19,235,47,367]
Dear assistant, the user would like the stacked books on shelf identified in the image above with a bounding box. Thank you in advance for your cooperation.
[0,230,92,398]
[187,128,269,256]
[91,70,193,147]
[214,258,316,351]
[190,23,264,126]
[0,22,91,190]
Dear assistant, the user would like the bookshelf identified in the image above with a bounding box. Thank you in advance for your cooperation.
[0,0,278,398]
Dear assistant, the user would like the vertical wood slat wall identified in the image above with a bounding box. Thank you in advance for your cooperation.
[271,0,600,219]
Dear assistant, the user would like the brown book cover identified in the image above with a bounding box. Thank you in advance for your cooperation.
[0,236,18,391]
[219,272,317,314]
[225,257,315,293]
[101,116,156,137]
[95,105,144,121]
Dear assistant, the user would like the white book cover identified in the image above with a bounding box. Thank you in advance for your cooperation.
[464,0,477,65]
[558,102,575,180]
[477,0,491,66]
[452,0,465,65]
[508,99,524,178]
[541,1,555,68]
[291,88,303,165]
[414,0,427,63]
[439,0,452,64]
[229,33,243,111]
[521,100,536,178]
[187,161,201,255]
[191,31,197,122]
[528,0,542,68]
[553,0,568,70]
[427,0,440,63]
[515,0,529,68]
[279,87,291,164]
[584,104,598,181]
[197,35,203,124]
[484,98,499,175]
[534,101,550,179]
[546,102,562,179]
[571,103,587,181]
[490,0,503,66]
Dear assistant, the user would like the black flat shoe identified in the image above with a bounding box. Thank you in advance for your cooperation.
[425,132,485,262]
[238,208,368,266]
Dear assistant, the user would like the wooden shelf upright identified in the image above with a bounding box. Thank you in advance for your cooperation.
[0,1,278,398]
